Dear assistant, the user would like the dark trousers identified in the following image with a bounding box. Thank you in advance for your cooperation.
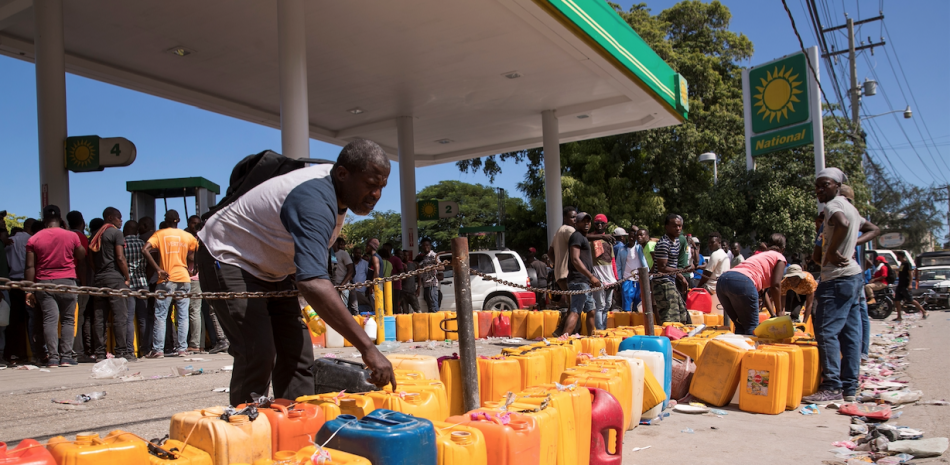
[81,296,98,356]
[35,279,78,362]
[127,296,149,355]
[201,299,219,347]
[73,294,89,355]
[198,246,314,405]
[4,288,29,362]
[93,279,132,359]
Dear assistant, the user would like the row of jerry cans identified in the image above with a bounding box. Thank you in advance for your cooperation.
[687,335,820,414]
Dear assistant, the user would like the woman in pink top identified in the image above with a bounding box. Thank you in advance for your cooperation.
[714,233,787,335]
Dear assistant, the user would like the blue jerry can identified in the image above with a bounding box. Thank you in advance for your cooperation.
[618,335,673,408]
[316,409,437,465]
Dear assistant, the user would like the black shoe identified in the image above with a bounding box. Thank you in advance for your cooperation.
[78,354,98,363]
[60,359,78,367]
[209,342,230,354]
[45,359,60,368]
[164,351,179,357]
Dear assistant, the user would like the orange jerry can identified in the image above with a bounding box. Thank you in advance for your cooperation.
[502,402,559,465]
[792,342,821,397]
[295,393,375,421]
[412,312,430,342]
[394,369,427,382]
[445,410,541,465]
[631,312,645,327]
[760,344,804,410]
[526,311,544,339]
[516,391,580,465]
[688,339,750,407]
[539,346,567,383]
[606,312,616,329]
[432,421,488,465]
[477,356,522,406]
[602,337,623,356]
[671,338,709,362]
[387,354,440,380]
[615,312,632,327]
[703,313,724,327]
[542,310,560,338]
[510,352,548,390]
[522,384,591,465]
[47,431,149,465]
[429,312,447,341]
[145,439,212,465]
[509,310,528,339]
[365,390,443,422]
[294,446,372,464]
[739,350,789,415]
[560,367,631,438]
[441,357,481,416]
[579,338,607,357]
[239,401,325,459]
[444,312,459,341]
[169,408,272,465]
[386,379,450,420]
[395,314,413,342]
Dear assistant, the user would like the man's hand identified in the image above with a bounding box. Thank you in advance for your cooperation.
[590,276,602,288]
[25,292,36,307]
[362,347,396,391]
[830,250,850,268]
[157,269,170,282]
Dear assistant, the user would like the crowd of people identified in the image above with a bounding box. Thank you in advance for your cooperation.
[539,166,930,404]
[0,207,230,369]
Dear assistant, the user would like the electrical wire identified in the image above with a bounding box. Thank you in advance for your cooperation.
[881,21,950,175]
[862,53,949,183]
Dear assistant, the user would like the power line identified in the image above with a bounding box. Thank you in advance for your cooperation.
[863,112,928,184]
[881,21,950,175]
[861,53,949,183]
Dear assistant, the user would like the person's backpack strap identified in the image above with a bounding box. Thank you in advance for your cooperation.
[200,150,332,223]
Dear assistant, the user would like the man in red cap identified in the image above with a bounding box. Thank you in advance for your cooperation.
[863,256,889,304]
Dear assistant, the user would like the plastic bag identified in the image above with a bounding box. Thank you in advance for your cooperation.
[887,437,948,458]
[90,357,128,379]
[838,403,891,421]
[879,390,922,405]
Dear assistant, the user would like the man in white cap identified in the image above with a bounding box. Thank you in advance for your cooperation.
[804,167,880,404]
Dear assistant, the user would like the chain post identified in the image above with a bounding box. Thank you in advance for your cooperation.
[637,267,656,335]
[451,237,480,413]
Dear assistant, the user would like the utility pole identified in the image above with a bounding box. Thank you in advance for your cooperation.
[848,18,861,134]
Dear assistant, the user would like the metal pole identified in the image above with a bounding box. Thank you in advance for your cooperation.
[741,68,755,171]
[542,110,562,245]
[34,0,69,210]
[713,159,718,185]
[807,45,826,213]
[847,18,860,134]
[637,267,655,336]
[277,0,310,160]
[452,237,479,412]
[397,116,418,255]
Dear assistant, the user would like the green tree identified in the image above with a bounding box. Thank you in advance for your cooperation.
[342,210,403,251]
[4,213,27,233]
[865,160,943,254]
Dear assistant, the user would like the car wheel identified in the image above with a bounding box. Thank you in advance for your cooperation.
[485,295,518,311]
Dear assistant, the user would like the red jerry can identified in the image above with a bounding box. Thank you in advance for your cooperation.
[587,387,624,465]
[492,314,511,338]
[685,288,713,313]
[0,440,57,465]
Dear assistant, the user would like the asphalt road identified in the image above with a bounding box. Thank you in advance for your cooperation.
[0,312,945,464]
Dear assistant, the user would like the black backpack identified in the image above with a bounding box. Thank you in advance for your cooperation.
[886,264,899,285]
[201,150,332,223]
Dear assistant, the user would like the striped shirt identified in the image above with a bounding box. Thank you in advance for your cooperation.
[652,235,680,284]
[124,235,149,290]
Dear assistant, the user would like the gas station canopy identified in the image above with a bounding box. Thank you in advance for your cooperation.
[1,0,685,250]
[0,0,685,165]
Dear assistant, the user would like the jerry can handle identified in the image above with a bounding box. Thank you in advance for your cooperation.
[439,316,458,333]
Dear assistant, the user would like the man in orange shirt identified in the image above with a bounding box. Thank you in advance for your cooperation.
[142,210,198,358]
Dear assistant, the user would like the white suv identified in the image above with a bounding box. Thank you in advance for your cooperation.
[437,250,536,311]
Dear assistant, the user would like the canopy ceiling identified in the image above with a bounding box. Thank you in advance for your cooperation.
[0,0,686,166]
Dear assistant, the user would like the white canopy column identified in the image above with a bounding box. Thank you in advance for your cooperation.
[397,116,418,254]
[542,110,561,245]
[277,0,309,160]
[34,0,68,210]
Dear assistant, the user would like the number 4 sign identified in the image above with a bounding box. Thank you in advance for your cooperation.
[65,135,137,172]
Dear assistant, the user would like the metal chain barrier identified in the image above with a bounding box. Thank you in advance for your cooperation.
[0,260,450,300]
[466,258,685,296]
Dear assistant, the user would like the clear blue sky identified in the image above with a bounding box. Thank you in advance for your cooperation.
[2,0,947,236]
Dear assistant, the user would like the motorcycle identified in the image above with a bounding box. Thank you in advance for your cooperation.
[867,286,896,320]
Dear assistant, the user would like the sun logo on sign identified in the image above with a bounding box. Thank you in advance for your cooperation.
[421,202,437,218]
[67,138,96,167]
[753,65,803,123]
